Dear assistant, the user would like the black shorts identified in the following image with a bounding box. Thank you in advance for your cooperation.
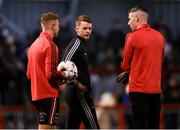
[32,97,59,125]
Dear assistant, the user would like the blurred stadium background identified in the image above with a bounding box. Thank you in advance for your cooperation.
[0,0,180,129]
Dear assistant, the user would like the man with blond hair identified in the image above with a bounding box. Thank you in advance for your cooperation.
[27,12,72,129]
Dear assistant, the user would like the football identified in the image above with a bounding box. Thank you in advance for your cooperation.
[57,60,78,78]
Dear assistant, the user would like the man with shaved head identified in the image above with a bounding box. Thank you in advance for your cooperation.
[117,6,164,128]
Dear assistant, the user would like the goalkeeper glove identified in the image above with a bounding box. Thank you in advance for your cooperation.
[116,71,129,84]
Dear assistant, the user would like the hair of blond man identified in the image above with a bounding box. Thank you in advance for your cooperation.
[41,12,59,26]
[75,15,92,27]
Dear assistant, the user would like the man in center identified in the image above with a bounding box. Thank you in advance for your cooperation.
[61,15,100,129]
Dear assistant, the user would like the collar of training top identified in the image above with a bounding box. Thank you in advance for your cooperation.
[76,34,87,43]
[135,24,150,31]
[41,32,53,41]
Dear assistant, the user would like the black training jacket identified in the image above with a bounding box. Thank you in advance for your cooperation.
[62,35,91,91]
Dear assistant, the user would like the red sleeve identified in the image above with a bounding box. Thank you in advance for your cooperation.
[45,41,65,87]
[121,33,134,71]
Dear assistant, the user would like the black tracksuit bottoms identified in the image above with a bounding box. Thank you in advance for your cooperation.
[64,84,100,129]
[129,92,161,129]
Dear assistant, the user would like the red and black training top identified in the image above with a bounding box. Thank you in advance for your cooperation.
[121,24,164,93]
[27,32,64,101]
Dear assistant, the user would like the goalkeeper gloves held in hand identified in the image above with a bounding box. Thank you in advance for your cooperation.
[116,71,129,84]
